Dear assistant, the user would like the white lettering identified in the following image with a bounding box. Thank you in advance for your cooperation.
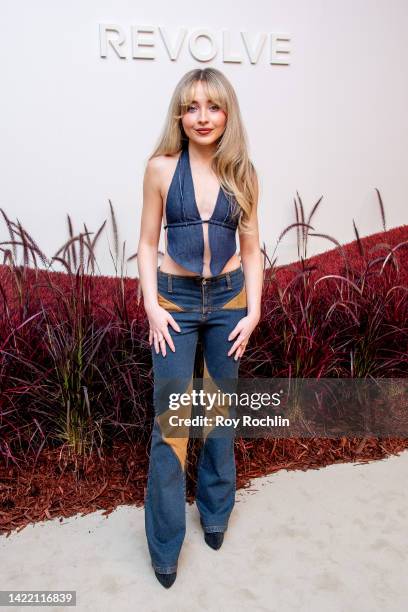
[270,33,291,65]
[241,31,267,64]
[98,25,292,65]
[99,24,126,59]
[222,30,243,64]
[159,27,187,61]
[131,25,155,59]
[189,29,217,62]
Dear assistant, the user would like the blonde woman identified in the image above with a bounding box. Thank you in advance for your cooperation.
[137,67,263,588]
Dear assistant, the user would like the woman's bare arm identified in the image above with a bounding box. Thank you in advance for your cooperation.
[137,157,181,355]
[238,172,263,321]
[137,158,164,311]
[225,173,262,361]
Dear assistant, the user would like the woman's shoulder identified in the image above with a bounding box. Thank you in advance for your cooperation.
[149,149,182,164]
[147,151,182,177]
[146,151,183,197]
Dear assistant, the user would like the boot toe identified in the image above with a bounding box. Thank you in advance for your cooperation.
[204,531,224,550]
[154,570,177,588]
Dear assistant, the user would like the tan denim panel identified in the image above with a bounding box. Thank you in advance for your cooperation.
[157,377,192,472]
[157,292,186,311]
[220,285,247,309]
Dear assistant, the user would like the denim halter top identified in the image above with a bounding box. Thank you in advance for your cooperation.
[163,143,241,276]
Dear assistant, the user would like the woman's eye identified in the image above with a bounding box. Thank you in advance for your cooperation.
[186,105,220,112]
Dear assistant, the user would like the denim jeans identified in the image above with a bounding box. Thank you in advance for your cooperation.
[144,264,248,574]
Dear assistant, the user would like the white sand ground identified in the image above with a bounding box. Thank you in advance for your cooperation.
[1,450,407,612]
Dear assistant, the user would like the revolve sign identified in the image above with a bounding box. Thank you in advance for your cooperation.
[99,25,291,65]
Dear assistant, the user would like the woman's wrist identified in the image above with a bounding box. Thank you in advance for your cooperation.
[143,297,159,313]
[247,308,261,322]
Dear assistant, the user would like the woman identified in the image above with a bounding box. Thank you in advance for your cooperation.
[137,67,263,588]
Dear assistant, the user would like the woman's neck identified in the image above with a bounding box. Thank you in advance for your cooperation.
[187,140,217,165]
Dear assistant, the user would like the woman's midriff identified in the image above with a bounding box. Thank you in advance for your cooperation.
[160,220,241,278]
[160,251,241,278]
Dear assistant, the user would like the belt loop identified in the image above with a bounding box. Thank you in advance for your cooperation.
[168,274,173,293]
[226,272,232,289]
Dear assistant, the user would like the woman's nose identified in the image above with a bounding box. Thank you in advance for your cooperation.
[198,109,209,123]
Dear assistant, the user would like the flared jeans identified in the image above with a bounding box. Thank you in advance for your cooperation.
[144,264,248,574]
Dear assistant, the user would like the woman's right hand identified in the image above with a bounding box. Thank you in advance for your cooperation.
[147,304,181,356]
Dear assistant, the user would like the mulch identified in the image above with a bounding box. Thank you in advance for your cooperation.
[1,436,407,537]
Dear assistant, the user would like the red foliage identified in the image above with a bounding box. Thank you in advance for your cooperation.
[1,224,408,536]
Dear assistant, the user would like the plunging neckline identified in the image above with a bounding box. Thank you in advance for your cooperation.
[185,146,222,224]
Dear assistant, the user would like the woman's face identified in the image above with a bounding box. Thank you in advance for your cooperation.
[181,81,227,146]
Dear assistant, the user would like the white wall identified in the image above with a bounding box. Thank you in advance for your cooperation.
[1,0,407,277]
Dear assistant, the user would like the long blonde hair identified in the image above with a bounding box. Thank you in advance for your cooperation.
[149,68,257,233]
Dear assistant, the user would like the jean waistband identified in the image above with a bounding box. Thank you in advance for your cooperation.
[157,265,243,287]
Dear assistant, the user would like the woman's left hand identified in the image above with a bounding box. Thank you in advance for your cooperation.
[227,313,260,360]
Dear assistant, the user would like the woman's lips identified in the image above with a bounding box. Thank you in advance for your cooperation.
[196,129,212,135]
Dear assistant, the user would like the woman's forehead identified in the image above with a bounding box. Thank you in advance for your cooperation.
[186,81,222,104]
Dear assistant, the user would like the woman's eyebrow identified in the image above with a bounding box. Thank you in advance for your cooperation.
[190,99,215,104]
